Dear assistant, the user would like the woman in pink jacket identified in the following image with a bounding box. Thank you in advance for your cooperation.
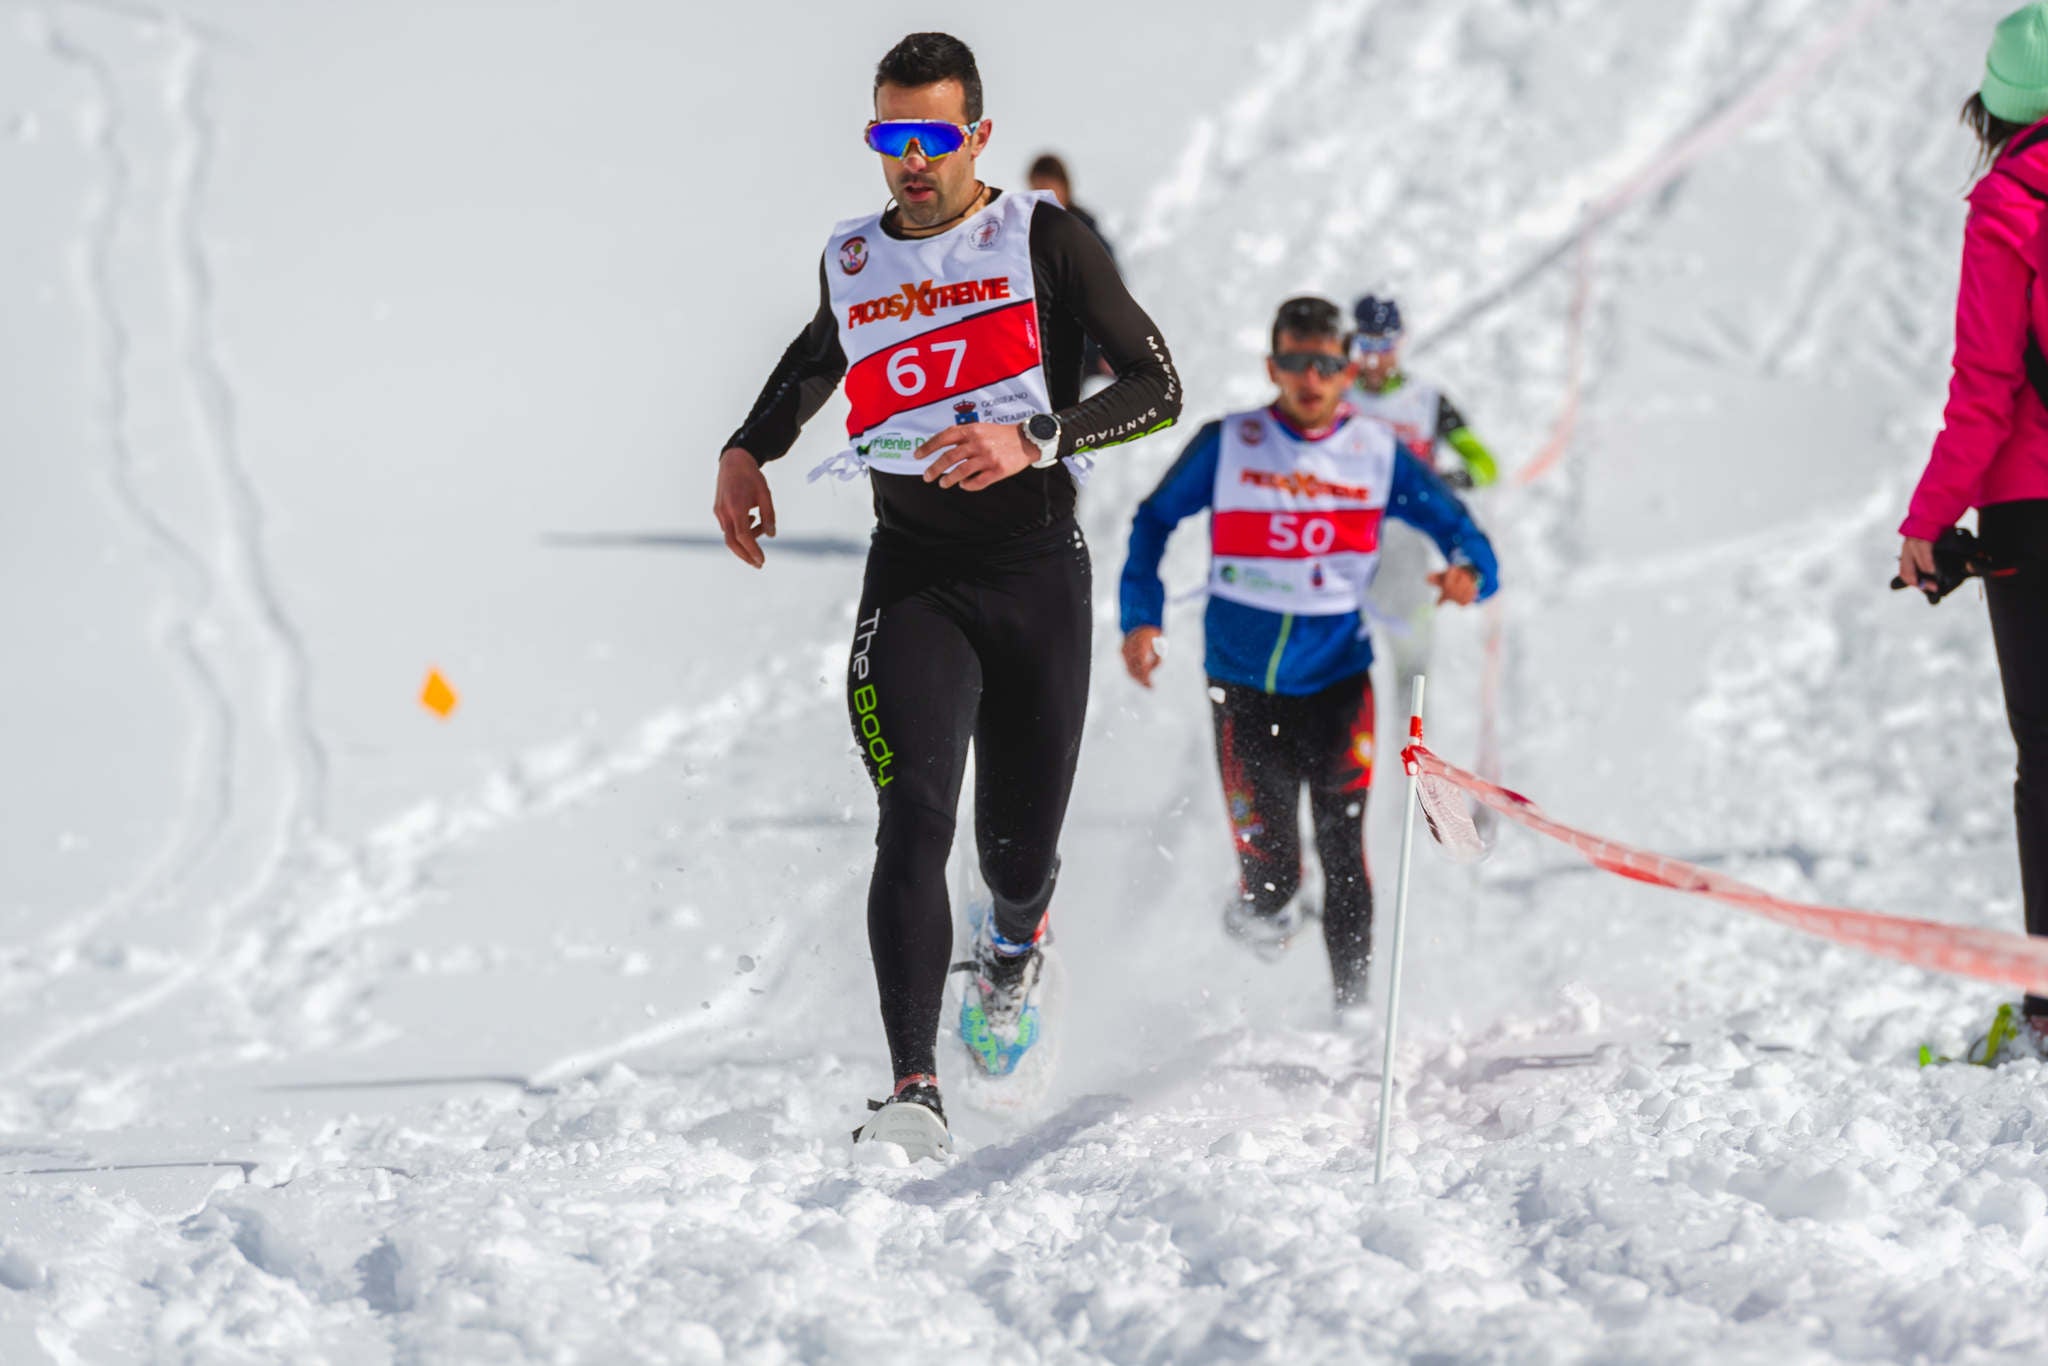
[1900,2,2048,1058]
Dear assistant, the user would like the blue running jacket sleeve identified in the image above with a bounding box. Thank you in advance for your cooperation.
[1386,443,1501,599]
[1119,419,1224,633]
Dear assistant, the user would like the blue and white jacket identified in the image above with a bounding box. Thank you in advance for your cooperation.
[1118,407,1499,696]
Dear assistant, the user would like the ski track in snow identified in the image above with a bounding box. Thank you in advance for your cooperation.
[3,10,333,1086]
[30,10,240,961]
[219,650,831,1073]
[11,0,2048,1360]
[165,24,332,843]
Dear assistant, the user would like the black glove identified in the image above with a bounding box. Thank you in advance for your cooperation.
[1440,466,1476,491]
[1890,526,2003,605]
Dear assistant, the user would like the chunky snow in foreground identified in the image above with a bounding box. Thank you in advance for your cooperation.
[7,0,2048,1361]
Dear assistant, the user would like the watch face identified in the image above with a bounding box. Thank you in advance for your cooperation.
[1028,414,1059,442]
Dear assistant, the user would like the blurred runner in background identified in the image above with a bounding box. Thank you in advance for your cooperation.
[1030,153,1118,378]
[1118,296,1497,1014]
[1349,292,1502,702]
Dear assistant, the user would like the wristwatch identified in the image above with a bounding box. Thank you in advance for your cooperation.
[1021,413,1062,468]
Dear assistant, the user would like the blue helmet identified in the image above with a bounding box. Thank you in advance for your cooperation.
[1352,294,1403,339]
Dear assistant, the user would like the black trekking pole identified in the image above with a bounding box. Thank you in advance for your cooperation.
[1890,526,2016,605]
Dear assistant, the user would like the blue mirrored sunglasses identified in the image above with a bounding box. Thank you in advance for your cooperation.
[864,120,979,161]
[1350,332,1401,356]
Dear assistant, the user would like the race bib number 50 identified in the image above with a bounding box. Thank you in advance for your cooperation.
[1212,509,1384,558]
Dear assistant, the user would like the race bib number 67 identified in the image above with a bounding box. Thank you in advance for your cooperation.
[845,300,1040,434]
[886,340,969,396]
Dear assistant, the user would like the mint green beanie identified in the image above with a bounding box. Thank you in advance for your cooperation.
[1984,3,2048,124]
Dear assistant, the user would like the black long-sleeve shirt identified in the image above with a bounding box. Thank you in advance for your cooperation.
[726,192,1180,547]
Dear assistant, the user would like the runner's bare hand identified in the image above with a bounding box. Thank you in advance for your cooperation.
[1122,627,1166,688]
[919,422,1038,491]
[1429,565,1480,606]
[714,447,776,569]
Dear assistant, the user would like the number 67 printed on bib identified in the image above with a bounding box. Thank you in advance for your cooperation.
[844,300,1041,436]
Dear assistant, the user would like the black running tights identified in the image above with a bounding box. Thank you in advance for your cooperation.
[848,522,1091,1082]
[1208,672,1377,1006]
[1982,500,2048,1019]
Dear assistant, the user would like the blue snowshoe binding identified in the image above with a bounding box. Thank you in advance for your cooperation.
[954,912,1047,1077]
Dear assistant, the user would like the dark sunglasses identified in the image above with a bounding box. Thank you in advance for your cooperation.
[864,120,980,161]
[1270,352,1352,378]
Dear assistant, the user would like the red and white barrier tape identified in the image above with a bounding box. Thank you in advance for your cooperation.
[1469,0,1888,834]
[1513,0,1885,489]
[1512,233,1592,490]
[1403,742,2048,997]
[1476,596,1506,794]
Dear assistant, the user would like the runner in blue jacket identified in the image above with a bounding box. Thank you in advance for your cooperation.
[1118,296,1499,1009]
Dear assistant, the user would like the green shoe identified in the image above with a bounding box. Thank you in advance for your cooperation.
[1966,1004,2048,1067]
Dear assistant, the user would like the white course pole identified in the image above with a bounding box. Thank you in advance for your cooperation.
[1374,674,1426,1185]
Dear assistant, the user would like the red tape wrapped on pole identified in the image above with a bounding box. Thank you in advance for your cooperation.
[1403,743,2048,997]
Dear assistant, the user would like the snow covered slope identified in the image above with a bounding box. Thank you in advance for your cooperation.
[7,0,2048,1360]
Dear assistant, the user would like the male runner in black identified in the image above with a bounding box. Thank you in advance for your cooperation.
[713,32,1179,1158]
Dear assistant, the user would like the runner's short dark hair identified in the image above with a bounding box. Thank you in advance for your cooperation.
[875,33,983,123]
[1028,154,1070,187]
[1271,296,1346,353]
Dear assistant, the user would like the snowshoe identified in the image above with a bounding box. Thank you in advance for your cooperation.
[1223,894,1313,962]
[851,1076,950,1161]
[1919,1003,2048,1068]
[953,910,1048,1077]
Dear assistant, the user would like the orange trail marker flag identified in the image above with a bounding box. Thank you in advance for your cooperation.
[420,669,458,719]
